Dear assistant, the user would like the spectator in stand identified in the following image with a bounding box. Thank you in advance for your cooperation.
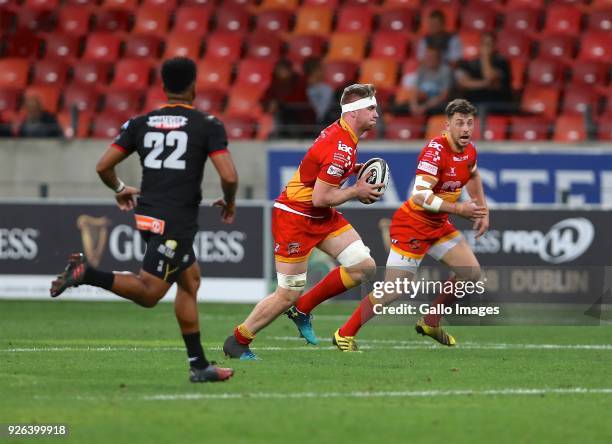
[303,58,334,128]
[417,9,462,65]
[0,113,12,137]
[454,32,514,114]
[262,59,316,139]
[393,45,452,116]
[17,95,63,138]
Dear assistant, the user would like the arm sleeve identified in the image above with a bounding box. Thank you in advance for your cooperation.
[317,140,352,186]
[206,116,229,156]
[113,119,137,154]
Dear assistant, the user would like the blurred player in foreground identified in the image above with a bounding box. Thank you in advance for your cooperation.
[50,57,238,382]
[223,84,383,360]
[333,99,488,350]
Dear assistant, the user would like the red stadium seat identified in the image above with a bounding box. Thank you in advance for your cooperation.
[509,116,550,140]
[562,86,600,114]
[133,8,169,36]
[496,30,532,59]
[214,6,250,33]
[0,9,16,31]
[384,116,425,140]
[254,9,293,33]
[57,6,91,36]
[16,9,55,32]
[425,115,447,141]
[520,86,559,118]
[465,0,505,12]
[193,89,226,114]
[336,5,374,33]
[503,8,540,35]
[144,86,167,111]
[542,5,582,36]
[577,32,612,62]
[482,115,509,140]
[234,59,275,92]
[509,58,527,91]
[164,32,202,59]
[110,58,153,91]
[225,85,263,117]
[57,111,92,138]
[124,35,162,59]
[597,111,612,140]
[326,32,367,62]
[63,85,100,113]
[258,0,299,10]
[72,61,112,87]
[323,61,359,90]
[3,32,41,59]
[256,113,274,140]
[174,6,213,38]
[94,9,132,33]
[203,32,243,61]
[64,0,98,5]
[286,35,326,64]
[0,58,29,88]
[25,0,58,8]
[245,34,282,61]
[102,89,143,114]
[44,34,81,60]
[377,8,417,33]
[459,31,481,60]
[553,113,586,141]
[222,115,257,140]
[570,62,608,87]
[142,0,177,11]
[91,111,131,139]
[526,58,564,87]
[25,85,60,113]
[32,59,69,86]
[0,89,21,112]
[587,9,612,32]
[101,0,138,11]
[369,32,410,62]
[293,6,333,36]
[537,35,576,63]
[358,59,398,90]
[460,8,496,32]
[302,0,338,6]
[505,0,544,10]
[181,0,216,5]
[83,33,122,62]
[195,59,233,92]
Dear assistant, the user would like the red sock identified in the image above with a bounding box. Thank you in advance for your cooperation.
[295,267,357,314]
[234,324,254,345]
[339,295,376,337]
[424,279,457,327]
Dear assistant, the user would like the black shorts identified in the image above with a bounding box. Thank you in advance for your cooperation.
[140,232,197,284]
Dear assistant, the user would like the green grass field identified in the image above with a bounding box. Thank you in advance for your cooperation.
[1,300,611,444]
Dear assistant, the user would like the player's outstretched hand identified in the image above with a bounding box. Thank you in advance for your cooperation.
[115,186,139,211]
[355,171,384,203]
[472,211,490,239]
[455,200,487,221]
[213,199,236,224]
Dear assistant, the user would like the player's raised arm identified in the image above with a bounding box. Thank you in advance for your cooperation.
[95,144,139,211]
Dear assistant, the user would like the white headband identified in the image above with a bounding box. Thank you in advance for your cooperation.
[341,96,377,113]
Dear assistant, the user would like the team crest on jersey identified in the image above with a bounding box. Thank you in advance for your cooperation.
[287,242,301,255]
[147,115,188,129]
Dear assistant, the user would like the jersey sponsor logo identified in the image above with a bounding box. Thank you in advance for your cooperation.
[427,140,444,151]
[327,165,345,177]
[337,141,353,155]
[417,161,438,176]
[453,155,469,161]
[0,227,39,260]
[147,115,188,130]
[423,149,441,164]
[440,180,461,191]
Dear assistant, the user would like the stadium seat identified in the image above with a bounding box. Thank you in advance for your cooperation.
[381,0,420,7]
[526,58,564,87]
[542,5,582,36]
[0,58,29,89]
[336,5,374,33]
[459,31,481,60]
[425,115,447,141]
[258,0,299,10]
[225,85,263,117]
[587,9,612,32]
[234,59,275,93]
[537,35,576,64]
[144,86,167,111]
[102,89,143,114]
[570,62,608,87]
[553,113,586,141]
[377,8,416,33]
[142,0,177,11]
[323,61,359,90]
[596,111,612,140]
[3,32,41,59]
[562,86,600,115]
[577,32,612,62]
[25,85,60,113]
[72,61,112,87]
[293,6,333,35]
[57,6,91,36]
[16,9,55,32]
[124,35,162,59]
[505,0,544,10]
[203,32,243,61]
[482,115,509,140]
[326,32,367,62]
[465,0,505,11]
[302,0,338,6]
[0,9,16,31]
[110,59,153,91]
[460,8,496,32]
[164,32,202,59]
[520,86,559,118]
[254,113,273,140]
[496,30,532,59]
[369,32,410,62]
[509,116,550,140]
[94,9,131,33]
[91,111,131,138]
[0,89,21,112]
[195,59,233,92]
[101,0,138,11]
[57,110,92,138]
[358,59,398,90]
[193,89,226,114]
[62,85,100,113]
[384,116,425,140]
[254,9,293,33]
[83,33,122,62]
[133,8,169,36]
[245,34,282,61]
[64,0,97,5]
[43,34,81,60]
[286,35,326,64]
[214,6,250,33]
[173,6,213,38]
[222,115,258,139]
[32,59,68,86]
[509,58,527,90]
[181,0,216,5]
[503,8,540,36]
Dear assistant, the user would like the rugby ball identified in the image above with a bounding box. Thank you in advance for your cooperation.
[357,157,390,204]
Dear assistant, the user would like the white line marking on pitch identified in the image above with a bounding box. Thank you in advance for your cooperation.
[143,387,612,401]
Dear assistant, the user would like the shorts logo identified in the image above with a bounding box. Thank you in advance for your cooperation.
[157,240,177,259]
[417,161,438,175]
[182,254,189,263]
[287,242,300,255]
[327,165,344,177]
